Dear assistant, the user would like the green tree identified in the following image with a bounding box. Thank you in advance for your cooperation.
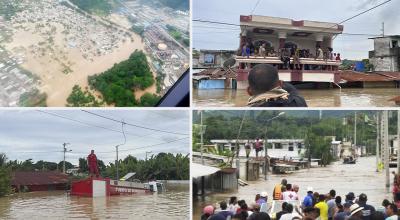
[66,85,102,107]
[139,93,160,106]
[0,153,11,197]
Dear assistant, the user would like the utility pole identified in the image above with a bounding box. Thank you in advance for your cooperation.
[200,110,204,165]
[382,111,390,188]
[146,151,152,161]
[376,112,380,172]
[264,127,268,180]
[382,22,385,37]
[62,143,71,174]
[116,145,119,181]
[397,110,400,174]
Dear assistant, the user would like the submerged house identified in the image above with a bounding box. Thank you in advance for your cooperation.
[11,171,70,192]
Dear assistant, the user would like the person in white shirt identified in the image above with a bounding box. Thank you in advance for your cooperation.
[281,184,298,201]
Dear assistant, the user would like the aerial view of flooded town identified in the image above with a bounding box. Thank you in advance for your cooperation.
[192,0,400,107]
[0,0,189,106]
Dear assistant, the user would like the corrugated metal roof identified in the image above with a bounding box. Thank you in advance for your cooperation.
[340,71,400,82]
[11,171,69,186]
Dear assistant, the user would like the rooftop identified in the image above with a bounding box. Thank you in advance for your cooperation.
[12,171,70,186]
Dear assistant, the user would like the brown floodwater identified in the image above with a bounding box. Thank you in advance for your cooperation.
[0,185,189,220]
[193,156,394,219]
[193,88,400,107]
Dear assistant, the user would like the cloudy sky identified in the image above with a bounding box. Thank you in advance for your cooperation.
[193,0,400,60]
[0,110,189,165]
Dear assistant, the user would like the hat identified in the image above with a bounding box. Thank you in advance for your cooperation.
[203,205,214,215]
[349,204,364,216]
[346,192,355,200]
[306,186,313,192]
[261,191,268,197]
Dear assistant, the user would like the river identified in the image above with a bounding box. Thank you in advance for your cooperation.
[193,156,394,219]
[193,88,400,107]
[0,185,189,220]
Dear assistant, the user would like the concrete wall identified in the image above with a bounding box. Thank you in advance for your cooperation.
[198,79,225,89]
[363,81,397,88]
[371,56,398,72]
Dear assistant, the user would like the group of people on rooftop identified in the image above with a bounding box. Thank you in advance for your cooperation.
[241,42,341,66]
[200,179,400,220]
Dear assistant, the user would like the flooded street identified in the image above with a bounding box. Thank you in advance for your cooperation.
[193,157,393,219]
[0,186,189,220]
[193,88,400,107]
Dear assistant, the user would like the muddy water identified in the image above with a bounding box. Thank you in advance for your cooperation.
[193,88,400,107]
[0,186,189,220]
[193,157,394,219]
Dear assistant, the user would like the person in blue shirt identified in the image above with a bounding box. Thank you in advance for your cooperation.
[303,187,314,209]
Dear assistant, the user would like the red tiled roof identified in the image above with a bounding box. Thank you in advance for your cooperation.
[11,171,69,186]
[389,96,400,102]
[340,71,400,82]
[194,68,237,79]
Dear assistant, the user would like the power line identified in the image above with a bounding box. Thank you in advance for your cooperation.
[251,0,262,14]
[336,0,392,25]
[37,110,148,138]
[81,110,188,136]
[194,0,393,36]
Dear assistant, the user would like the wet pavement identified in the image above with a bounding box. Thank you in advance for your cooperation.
[193,88,400,107]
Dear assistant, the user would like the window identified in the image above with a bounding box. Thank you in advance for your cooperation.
[392,40,399,48]
[274,143,283,149]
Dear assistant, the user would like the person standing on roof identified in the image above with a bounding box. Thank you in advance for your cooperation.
[273,179,287,200]
[88,150,100,177]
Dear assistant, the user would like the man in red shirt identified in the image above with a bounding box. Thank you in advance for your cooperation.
[87,150,99,177]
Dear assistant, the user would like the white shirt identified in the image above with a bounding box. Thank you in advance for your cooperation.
[281,191,298,201]
[280,212,301,220]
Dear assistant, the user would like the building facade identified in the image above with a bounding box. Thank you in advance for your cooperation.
[236,15,343,88]
[369,35,400,72]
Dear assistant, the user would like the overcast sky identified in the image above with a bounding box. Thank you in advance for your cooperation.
[0,110,189,165]
[193,0,400,60]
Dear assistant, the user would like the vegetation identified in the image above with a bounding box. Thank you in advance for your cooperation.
[139,93,161,106]
[77,153,189,180]
[19,89,47,107]
[66,85,103,107]
[183,38,189,47]
[140,0,189,11]
[131,25,145,37]
[105,153,189,181]
[0,154,11,197]
[193,111,399,165]
[166,24,182,41]
[88,50,155,106]
[70,0,113,15]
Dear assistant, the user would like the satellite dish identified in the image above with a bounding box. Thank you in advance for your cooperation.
[223,58,236,69]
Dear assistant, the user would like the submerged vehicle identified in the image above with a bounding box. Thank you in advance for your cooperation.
[71,172,165,197]
[343,156,356,164]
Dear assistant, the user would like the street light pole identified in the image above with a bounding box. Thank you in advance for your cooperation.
[264,112,285,180]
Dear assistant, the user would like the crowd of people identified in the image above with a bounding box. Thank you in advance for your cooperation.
[240,41,341,70]
[200,179,400,220]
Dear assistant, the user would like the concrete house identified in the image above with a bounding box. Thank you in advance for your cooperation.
[369,35,400,72]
